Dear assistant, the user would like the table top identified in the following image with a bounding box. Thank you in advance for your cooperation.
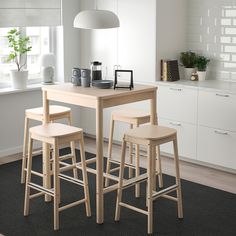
[42,83,157,100]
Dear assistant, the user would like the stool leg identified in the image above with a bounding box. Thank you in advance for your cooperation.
[129,124,134,178]
[135,123,140,198]
[21,116,29,184]
[173,137,183,219]
[147,144,154,234]
[53,139,60,230]
[156,146,163,188]
[70,141,79,179]
[79,135,91,217]
[24,136,33,216]
[67,115,79,179]
[105,118,115,187]
[115,139,127,221]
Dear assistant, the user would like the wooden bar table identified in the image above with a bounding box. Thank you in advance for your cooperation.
[42,83,157,224]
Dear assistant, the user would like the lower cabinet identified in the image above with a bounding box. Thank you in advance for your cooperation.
[197,126,236,170]
[158,118,197,160]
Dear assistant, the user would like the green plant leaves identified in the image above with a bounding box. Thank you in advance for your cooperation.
[7,28,32,71]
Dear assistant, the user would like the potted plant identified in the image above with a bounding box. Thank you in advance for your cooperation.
[195,55,210,81]
[180,51,196,80]
[7,29,32,89]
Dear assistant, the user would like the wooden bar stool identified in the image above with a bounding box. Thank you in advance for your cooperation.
[105,109,163,197]
[21,105,78,183]
[115,125,183,234]
[24,123,91,230]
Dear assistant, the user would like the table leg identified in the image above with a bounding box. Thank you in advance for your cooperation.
[150,90,157,190]
[43,91,52,202]
[96,99,104,224]
[150,90,157,125]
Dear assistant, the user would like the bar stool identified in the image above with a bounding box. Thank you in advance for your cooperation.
[24,123,91,230]
[21,105,78,183]
[115,125,183,234]
[105,109,163,197]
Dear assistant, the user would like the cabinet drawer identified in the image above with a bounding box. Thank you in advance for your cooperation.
[158,118,197,160]
[198,90,236,131]
[197,126,236,170]
[157,85,198,124]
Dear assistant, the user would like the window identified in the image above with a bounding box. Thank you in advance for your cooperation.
[0,26,51,86]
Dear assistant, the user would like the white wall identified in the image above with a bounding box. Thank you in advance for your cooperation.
[0,1,81,158]
[62,0,81,81]
[156,0,187,80]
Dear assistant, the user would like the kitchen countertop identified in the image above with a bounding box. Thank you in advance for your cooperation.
[156,79,236,94]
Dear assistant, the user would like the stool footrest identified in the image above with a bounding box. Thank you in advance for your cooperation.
[24,169,44,178]
[59,199,86,212]
[76,164,97,175]
[119,202,148,216]
[59,162,76,172]
[103,173,120,182]
[152,184,178,201]
[109,167,120,173]
[29,192,45,199]
[59,174,84,186]
[122,173,148,190]
[59,154,74,161]
[103,183,118,194]
[108,159,136,169]
[28,182,54,196]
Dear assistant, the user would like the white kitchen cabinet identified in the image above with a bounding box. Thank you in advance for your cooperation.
[157,84,198,124]
[197,126,236,170]
[158,118,197,160]
[198,89,236,132]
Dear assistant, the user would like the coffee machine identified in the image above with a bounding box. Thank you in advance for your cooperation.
[91,61,102,81]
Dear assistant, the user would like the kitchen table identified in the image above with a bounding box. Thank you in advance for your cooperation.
[42,83,157,224]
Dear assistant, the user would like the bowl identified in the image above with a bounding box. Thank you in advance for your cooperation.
[92,80,113,89]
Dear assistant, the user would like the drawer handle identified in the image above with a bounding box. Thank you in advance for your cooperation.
[215,93,230,97]
[214,130,228,135]
[170,88,182,91]
[169,122,181,126]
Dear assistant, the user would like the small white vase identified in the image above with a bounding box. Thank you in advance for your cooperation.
[197,71,207,81]
[10,70,28,89]
[184,68,195,80]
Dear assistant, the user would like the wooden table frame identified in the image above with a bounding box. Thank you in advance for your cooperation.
[42,83,157,224]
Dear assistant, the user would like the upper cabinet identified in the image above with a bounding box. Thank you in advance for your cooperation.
[91,0,156,82]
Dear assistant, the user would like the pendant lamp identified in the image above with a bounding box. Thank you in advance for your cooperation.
[73,1,120,29]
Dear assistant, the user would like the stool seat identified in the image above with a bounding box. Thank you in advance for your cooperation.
[30,123,82,138]
[125,125,176,141]
[26,105,71,121]
[112,109,150,120]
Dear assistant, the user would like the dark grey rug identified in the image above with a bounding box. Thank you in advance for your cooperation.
[0,149,236,236]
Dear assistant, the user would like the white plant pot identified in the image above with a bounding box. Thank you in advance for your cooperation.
[10,70,28,89]
[197,71,207,81]
[184,68,195,80]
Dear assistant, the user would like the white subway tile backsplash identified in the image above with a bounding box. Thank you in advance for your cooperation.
[187,0,236,81]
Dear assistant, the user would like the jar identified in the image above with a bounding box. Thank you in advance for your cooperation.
[91,61,102,81]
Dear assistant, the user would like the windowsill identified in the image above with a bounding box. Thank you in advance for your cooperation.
[0,83,42,95]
